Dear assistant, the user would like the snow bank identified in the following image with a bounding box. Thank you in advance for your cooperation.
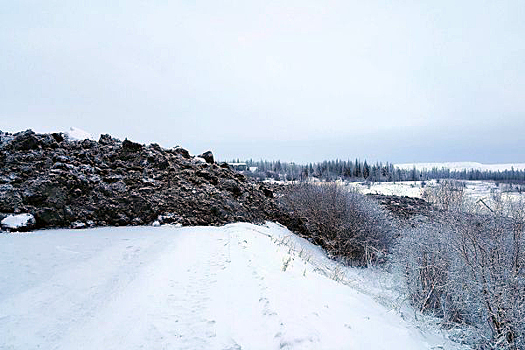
[346,180,426,198]
[0,223,466,349]
[65,126,95,141]
[1,213,35,231]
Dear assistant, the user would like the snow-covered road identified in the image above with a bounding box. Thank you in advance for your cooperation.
[1,223,461,349]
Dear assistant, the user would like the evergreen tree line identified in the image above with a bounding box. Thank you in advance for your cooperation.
[238,159,525,183]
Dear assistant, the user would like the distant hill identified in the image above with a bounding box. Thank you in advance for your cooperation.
[395,162,525,172]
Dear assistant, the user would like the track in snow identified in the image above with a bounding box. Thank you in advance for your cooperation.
[0,223,461,350]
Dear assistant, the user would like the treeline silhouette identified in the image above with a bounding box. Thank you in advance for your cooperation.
[235,159,525,183]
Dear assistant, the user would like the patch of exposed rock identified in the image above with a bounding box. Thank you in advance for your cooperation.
[0,130,289,231]
[367,194,451,229]
[367,194,434,219]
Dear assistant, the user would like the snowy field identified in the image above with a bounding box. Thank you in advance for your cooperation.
[0,223,464,350]
[345,180,426,198]
[346,179,524,204]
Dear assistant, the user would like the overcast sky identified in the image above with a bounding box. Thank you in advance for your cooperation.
[1,1,524,163]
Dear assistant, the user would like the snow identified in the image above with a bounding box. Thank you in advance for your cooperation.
[65,126,95,141]
[345,179,525,210]
[396,162,525,172]
[1,213,35,229]
[345,180,426,198]
[0,223,464,349]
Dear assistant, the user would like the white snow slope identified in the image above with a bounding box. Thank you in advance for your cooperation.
[0,223,463,350]
[396,162,525,172]
[64,126,95,141]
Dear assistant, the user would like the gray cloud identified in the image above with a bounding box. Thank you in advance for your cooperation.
[1,0,524,163]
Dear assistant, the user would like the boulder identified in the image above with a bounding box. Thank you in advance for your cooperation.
[199,151,214,164]
[172,146,190,159]
[122,139,143,152]
[51,133,65,143]
[99,134,120,145]
[11,130,40,151]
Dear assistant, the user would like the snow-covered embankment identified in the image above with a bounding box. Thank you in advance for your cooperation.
[0,223,463,349]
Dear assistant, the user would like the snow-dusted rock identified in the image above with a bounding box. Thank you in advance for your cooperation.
[198,150,214,164]
[0,129,291,231]
[122,139,143,152]
[193,156,207,164]
[156,213,183,226]
[70,221,87,229]
[1,213,36,232]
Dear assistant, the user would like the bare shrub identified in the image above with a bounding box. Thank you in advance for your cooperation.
[422,179,465,211]
[396,203,525,349]
[280,182,393,266]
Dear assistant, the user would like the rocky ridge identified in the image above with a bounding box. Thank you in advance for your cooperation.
[0,130,286,231]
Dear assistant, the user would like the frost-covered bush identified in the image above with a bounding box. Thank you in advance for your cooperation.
[422,179,465,211]
[396,209,525,349]
[280,182,393,266]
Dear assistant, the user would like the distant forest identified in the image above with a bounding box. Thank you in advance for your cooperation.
[233,159,525,183]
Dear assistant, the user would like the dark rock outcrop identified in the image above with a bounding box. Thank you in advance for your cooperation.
[0,129,291,231]
[198,151,214,164]
[368,194,434,219]
[367,194,450,229]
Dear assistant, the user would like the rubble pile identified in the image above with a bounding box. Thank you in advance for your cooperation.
[0,130,285,231]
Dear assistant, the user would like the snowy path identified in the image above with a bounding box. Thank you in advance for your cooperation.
[1,224,460,349]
